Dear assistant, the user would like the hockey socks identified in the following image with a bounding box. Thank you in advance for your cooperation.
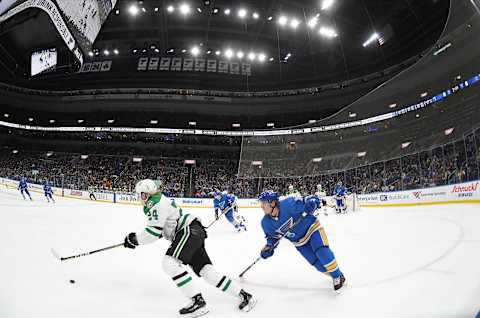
[162,256,200,298]
[199,264,241,298]
[313,246,342,279]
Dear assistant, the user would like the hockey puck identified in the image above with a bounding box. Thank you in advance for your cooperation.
[69,279,75,284]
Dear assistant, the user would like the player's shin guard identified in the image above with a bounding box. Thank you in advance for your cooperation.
[314,247,342,278]
[162,256,200,299]
[199,264,241,298]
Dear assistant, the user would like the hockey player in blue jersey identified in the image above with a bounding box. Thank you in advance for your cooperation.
[333,182,348,214]
[18,178,32,201]
[258,190,346,292]
[213,191,247,232]
[43,181,55,203]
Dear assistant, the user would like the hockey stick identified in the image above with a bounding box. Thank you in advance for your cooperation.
[239,213,307,278]
[205,206,234,229]
[51,243,124,261]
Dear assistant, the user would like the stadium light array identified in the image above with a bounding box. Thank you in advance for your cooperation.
[4,113,9,118]
[363,32,379,47]
[113,49,119,55]
[248,52,256,61]
[12,150,19,154]
[319,27,338,38]
[191,46,200,56]
[213,8,219,14]
[225,49,233,59]
[107,119,115,124]
[81,155,89,160]
[232,123,241,128]
[28,117,34,122]
[188,121,197,126]
[267,16,273,21]
[215,50,221,55]
[444,127,454,136]
[167,5,175,13]
[237,51,244,59]
[49,119,55,123]
[150,120,158,124]
[224,8,231,15]
[258,53,266,62]
[238,8,247,18]
[103,50,110,56]
[308,15,319,29]
[128,4,139,16]
[290,18,300,29]
[278,16,288,26]
[252,12,259,19]
[77,119,84,124]
[321,0,335,10]
[267,122,275,127]
[179,3,191,15]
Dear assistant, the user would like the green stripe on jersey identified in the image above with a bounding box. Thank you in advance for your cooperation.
[222,279,232,292]
[177,277,192,287]
[178,214,191,229]
[173,226,190,258]
[145,227,162,237]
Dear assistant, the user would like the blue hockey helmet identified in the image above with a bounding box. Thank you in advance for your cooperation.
[258,190,280,203]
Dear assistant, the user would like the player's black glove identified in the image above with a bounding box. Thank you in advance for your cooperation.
[124,232,139,249]
[260,245,274,259]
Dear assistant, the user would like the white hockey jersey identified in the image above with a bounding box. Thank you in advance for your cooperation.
[135,193,197,244]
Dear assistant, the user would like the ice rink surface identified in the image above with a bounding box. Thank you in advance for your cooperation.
[0,188,479,318]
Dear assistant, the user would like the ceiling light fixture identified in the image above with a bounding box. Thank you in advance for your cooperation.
[278,16,288,26]
[225,49,233,59]
[224,8,231,15]
[252,12,259,19]
[321,0,335,10]
[319,26,338,38]
[363,32,379,47]
[129,4,139,16]
[258,53,266,62]
[191,46,200,56]
[167,5,175,13]
[238,8,247,18]
[290,18,300,29]
[179,3,191,15]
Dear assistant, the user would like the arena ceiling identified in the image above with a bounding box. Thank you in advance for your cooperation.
[0,0,450,91]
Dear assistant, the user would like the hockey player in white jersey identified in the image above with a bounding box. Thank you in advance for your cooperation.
[123,179,256,317]
[315,184,328,216]
[285,184,301,197]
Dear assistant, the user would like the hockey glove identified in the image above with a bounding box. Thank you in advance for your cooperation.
[260,245,275,259]
[304,195,321,215]
[124,232,139,249]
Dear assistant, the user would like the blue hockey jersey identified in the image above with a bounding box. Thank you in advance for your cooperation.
[43,184,53,194]
[18,179,28,190]
[261,196,320,248]
[213,193,237,212]
[334,185,347,197]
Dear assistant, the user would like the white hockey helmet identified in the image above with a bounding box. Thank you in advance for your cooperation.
[317,184,322,190]
[135,179,158,201]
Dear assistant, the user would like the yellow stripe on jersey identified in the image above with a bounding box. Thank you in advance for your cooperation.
[293,221,321,247]
[324,259,339,272]
[319,227,329,246]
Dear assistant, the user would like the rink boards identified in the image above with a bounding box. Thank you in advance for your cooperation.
[1,177,479,208]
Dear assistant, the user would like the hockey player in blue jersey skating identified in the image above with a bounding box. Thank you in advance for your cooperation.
[43,181,55,203]
[18,178,32,201]
[333,181,348,214]
[213,191,247,232]
[258,191,346,292]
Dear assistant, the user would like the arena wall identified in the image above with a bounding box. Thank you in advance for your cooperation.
[1,177,479,208]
